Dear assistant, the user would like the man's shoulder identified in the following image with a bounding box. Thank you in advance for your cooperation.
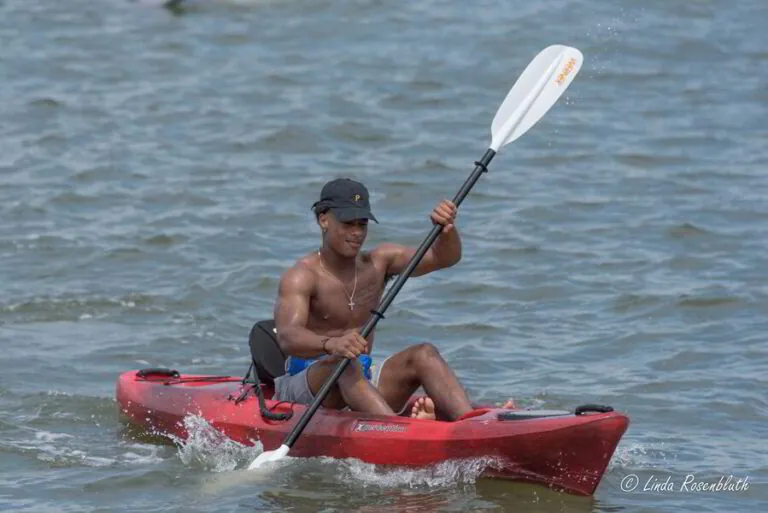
[369,242,405,260]
[279,255,318,291]
[368,243,407,280]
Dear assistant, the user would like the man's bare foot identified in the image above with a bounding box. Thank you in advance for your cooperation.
[410,396,437,420]
[497,399,516,409]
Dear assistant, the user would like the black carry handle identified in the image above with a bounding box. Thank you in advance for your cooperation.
[575,404,614,415]
[136,368,180,379]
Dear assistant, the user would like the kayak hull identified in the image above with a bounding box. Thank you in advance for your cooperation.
[116,370,629,496]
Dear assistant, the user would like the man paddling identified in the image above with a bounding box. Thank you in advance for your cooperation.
[272,178,478,420]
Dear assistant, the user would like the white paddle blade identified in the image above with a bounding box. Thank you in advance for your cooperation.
[247,444,290,470]
[490,45,583,152]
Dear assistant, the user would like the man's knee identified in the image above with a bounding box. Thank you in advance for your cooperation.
[413,342,441,366]
[338,359,364,385]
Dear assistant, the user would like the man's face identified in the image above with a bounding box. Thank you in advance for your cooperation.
[320,212,368,257]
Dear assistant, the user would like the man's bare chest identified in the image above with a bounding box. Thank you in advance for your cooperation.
[308,264,386,330]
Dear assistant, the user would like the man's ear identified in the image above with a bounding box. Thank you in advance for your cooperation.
[318,212,329,232]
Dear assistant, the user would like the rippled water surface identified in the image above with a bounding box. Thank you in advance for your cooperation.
[1,0,767,511]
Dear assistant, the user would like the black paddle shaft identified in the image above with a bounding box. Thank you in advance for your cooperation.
[283,148,497,448]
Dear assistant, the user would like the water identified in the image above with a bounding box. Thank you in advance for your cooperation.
[1,0,767,511]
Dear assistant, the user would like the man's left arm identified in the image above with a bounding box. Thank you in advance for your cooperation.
[374,200,462,278]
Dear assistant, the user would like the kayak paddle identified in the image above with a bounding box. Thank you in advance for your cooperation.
[248,44,584,470]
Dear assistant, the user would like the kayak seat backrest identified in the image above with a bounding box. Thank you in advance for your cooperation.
[248,320,286,385]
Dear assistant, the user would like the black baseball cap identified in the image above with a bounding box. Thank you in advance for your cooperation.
[311,178,378,223]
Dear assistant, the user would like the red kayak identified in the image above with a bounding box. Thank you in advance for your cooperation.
[116,368,629,496]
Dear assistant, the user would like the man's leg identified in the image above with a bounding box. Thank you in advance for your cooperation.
[375,343,473,421]
[306,358,395,416]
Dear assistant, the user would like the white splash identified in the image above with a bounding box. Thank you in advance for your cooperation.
[172,415,504,490]
[337,456,506,488]
[610,440,675,470]
[172,415,263,473]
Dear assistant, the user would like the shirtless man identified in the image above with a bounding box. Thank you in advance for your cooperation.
[271,178,474,421]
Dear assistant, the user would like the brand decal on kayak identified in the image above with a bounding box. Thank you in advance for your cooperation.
[555,58,577,86]
[353,422,408,433]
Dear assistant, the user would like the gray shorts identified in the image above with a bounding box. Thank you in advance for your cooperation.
[272,356,394,408]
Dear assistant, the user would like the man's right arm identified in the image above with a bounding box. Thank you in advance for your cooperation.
[273,266,328,358]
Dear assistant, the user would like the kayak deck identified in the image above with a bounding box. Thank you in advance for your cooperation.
[116,370,629,496]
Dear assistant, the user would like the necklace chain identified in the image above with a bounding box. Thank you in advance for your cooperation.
[317,250,358,311]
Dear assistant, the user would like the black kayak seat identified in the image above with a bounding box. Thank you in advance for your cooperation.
[248,320,286,385]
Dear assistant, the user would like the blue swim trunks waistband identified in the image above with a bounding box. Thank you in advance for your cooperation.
[285,354,373,381]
